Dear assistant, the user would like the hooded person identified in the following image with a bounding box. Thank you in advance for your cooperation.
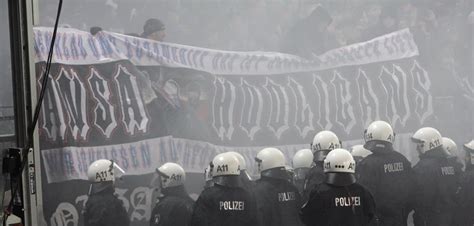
[253,148,304,226]
[300,148,377,226]
[411,127,461,226]
[302,130,342,202]
[142,18,166,41]
[150,162,194,226]
[356,120,415,225]
[83,159,129,226]
[292,149,313,195]
[281,4,337,58]
[191,153,258,226]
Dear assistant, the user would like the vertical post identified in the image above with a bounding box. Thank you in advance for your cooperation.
[7,0,42,225]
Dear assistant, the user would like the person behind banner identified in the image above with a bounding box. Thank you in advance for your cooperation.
[83,159,130,226]
[150,162,194,226]
[191,153,258,226]
[142,18,166,42]
[280,4,338,58]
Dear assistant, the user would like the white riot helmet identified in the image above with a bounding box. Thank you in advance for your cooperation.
[464,140,474,166]
[157,162,185,188]
[364,120,395,144]
[464,140,474,152]
[292,149,313,169]
[351,145,372,159]
[411,127,442,154]
[311,131,341,161]
[227,151,247,170]
[87,159,125,183]
[323,149,356,173]
[255,147,286,173]
[212,153,241,177]
[442,137,457,156]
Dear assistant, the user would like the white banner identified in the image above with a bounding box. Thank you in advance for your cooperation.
[33,27,418,75]
[41,134,417,183]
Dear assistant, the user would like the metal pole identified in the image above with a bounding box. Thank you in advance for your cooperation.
[7,0,42,224]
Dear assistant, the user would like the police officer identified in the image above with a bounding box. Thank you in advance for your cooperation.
[191,153,258,226]
[350,145,372,164]
[292,149,313,195]
[442,137,464,171]
[454,140,474,225]
[253,147,304,226]
[150,163,194,226]
[227,151,253,190]
[303,130,342,202]
[83,159,130,226]
[300,148,376,226]
[411,127,460,226]
[203,162,214,189]
[357,120,414,225]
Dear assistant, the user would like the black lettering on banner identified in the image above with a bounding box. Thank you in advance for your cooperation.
[254,55,266,71]
[40,69,67,141]
[331,71,356,133]
[356,69,380,126]
[179,49,188,66]
[212,53,223,71]
[62,34,70,60]
[114,65,149,135]
[187,49,194,68]
[239,78,263,140]
[220,53,230,71]
[133,39,143,59]
[264,78,289,139]
[55,67,90,140]
[373,39,381,57]
[227,54,238,72]
[171,47,179,63]
[410,61,433,123]
[396,34,405,54]
[70,34,79,60]
[241,55,251,71]
[54,33,63,60]
[289,78,314,138]
[87,68,117,138]
[192,50,201,69]
[379,65,410,126]
[199,51,208,69]
[384,36,393,55]
[212,77,236,140]
[402,31,416,53]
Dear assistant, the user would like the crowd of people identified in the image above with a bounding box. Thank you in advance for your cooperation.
[83,120,474,226]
